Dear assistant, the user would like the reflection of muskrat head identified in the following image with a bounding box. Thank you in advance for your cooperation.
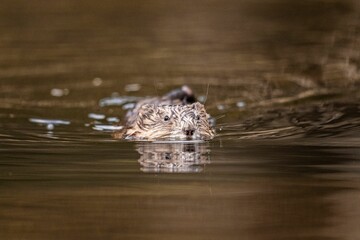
[137,142,211,173]
[124,102,215,140]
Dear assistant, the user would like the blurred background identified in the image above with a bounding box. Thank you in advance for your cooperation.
[1,0,359,121]
[1,1,360,240]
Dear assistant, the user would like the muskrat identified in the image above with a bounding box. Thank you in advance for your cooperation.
[137,142,210,173]
[113,85,215,141]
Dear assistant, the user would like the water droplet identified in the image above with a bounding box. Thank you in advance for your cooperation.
[107,117,120,123]
[236,101,246,108]
[88,113,106,120]
[217,104,227,111]
[124,83,141,92]
[122,103,136,110]
[198,96,206,103]
[50,88,69,97]
[92,77,103,87]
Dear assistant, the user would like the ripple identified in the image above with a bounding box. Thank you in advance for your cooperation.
[106,117,120,123]
[29,118,71,125]
[99,96,139,107]
[88,113,106,120]
[92,124,123,132]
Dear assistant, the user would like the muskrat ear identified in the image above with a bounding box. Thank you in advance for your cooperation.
[191,102,205,110]
[140,104,156,115]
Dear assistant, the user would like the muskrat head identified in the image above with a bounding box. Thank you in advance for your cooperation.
[125,102,215,140]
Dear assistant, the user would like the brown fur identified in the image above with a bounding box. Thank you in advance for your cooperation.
[114,86,215,140]
[114,102,215,141]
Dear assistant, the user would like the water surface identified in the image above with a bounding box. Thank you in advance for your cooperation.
[1,0,360,239]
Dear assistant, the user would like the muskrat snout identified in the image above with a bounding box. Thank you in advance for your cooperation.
[183,128,195,136]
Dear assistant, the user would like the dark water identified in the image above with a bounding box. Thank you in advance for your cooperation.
[1,0,360,239]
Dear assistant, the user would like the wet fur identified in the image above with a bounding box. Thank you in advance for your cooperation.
[114,86,215,140]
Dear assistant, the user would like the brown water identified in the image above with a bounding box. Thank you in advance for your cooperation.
[1,1,360,239]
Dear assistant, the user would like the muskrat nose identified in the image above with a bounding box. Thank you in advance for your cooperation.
[183,129,195,136]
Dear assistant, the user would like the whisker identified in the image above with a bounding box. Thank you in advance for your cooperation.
[203,83,210,105]
[214,114,226,120]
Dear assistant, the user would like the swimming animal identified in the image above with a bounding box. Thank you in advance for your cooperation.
[114,86,215,141]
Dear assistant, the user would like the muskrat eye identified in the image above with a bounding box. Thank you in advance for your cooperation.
[164,115,170,121]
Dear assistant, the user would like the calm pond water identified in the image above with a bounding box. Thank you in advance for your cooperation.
[1,0,360,239]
